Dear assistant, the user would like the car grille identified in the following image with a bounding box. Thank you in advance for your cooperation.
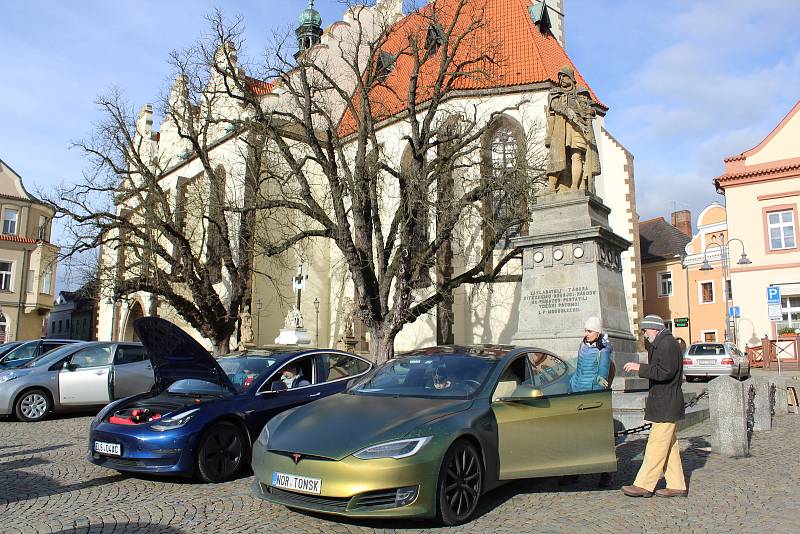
[262,485,351,512]
[92,454,176,469]
[352,489,398,509]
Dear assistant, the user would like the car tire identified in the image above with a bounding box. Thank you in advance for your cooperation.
[196,421,246,483]
[437,439,483,526]
[14,389,52,422]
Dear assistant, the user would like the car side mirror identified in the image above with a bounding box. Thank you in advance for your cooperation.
[270,380,287,392]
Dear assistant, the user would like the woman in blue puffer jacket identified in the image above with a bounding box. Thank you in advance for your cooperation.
[561,316,614,488]
[570,316,613,393]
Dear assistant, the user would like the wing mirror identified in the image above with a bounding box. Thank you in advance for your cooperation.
[65,361,77,371]
[269,380,287,392]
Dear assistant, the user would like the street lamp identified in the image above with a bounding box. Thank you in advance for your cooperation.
[313,297,320,347]
[699,237,752,343]
[255,299,263,347]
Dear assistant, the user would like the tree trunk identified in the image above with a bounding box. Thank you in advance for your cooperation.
[369,325,396,364]
[213,337,230,356]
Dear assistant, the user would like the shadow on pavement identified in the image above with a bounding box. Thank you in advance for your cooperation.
[52,523,186,534]
[0,443,70,460]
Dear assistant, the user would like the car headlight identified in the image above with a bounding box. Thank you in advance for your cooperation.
[0,372,18,384]
[150,408,200,432]
[353,436,433,460]
[257,424,270,448]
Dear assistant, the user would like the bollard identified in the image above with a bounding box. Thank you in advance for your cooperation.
[750,377,774,431]
[765,377,789,416]
[708,375,749,457]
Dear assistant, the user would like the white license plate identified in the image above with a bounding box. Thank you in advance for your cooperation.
[94,441,122,456]
[699,359,717,365]
[272,471,322,494]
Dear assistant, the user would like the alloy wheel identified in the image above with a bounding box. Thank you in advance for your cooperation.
[439,441,483,525]
[198,423,244,482]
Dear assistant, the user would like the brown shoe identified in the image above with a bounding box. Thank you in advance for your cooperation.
[655,488,688,498]
[622,485,654,497]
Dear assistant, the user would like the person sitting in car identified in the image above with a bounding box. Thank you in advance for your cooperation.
[431,365,452,390]
[281,364,310,389]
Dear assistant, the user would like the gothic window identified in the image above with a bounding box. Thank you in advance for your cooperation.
[206,166,226,283]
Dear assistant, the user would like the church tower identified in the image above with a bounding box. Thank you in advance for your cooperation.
[295,0,323,58]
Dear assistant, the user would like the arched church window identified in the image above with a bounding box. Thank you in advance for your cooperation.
[482,117,527,253]
[0,312,6,343]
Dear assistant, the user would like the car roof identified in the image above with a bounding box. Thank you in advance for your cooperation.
[400,344,523,360]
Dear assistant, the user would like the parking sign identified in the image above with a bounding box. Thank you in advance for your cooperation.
[767,286,782,320]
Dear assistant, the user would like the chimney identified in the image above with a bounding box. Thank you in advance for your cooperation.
[671,210,692,237]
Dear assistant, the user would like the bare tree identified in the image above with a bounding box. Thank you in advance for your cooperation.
[51,0,545,360]
[200,0,545,361]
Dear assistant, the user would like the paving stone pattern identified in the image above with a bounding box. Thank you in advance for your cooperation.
[1,413,799,533]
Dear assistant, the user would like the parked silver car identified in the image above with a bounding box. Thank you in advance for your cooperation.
[683,342,750,381]
[0,341,154,422]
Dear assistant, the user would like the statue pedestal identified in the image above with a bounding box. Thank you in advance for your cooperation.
[275,328,312,345]
[512,190,642,391]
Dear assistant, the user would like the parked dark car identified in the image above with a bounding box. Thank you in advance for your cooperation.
[87,317,373,482]
[0,341,153,421]
[0,338,82,369]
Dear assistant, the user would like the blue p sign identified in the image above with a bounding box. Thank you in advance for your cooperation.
[767,286,781,304]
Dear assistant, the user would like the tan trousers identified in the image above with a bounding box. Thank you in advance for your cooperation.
[633,422,686,491]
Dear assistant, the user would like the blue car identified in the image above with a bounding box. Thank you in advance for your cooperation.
[87,317,373,482]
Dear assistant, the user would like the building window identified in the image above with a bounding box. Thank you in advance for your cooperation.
[2,208,18,235]
[425,23,444,58]
[65,319,70,333]
[725,279,732,301]
[51,321,55,333]
[780,296,800,330]
[641,274,646,300]
[0,313,6,343]
[38,215,47,240]
[658,271,673,297]
[26,269,34,293]
[375,50,396,82]
[0,261,12,291]
[699,281,714,304]
[490,126,522,241]
[58,320,62,333]
[702,330,717,342]
[767,209,796,250]
[41,266,52,294]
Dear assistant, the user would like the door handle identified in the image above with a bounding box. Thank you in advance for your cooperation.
[308,392,321,398]
[577,402,602,410]
[145,365,152,370]
[95,371,106,375]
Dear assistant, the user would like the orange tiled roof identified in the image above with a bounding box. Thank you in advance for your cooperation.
[339,0,602,136]
[0,234,38,245]
[246,77,275,96]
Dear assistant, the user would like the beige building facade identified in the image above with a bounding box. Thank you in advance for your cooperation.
[97,0,642,355]
[715,100,800,347]
[0,158,58,341]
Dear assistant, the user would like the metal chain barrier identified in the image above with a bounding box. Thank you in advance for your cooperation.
[769,383,776,417]
[746,383,756,435]
[614,389,709,437]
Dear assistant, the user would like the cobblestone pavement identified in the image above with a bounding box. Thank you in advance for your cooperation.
[1,412,799,534]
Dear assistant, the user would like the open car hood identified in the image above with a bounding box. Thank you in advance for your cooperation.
[133,317,236,394]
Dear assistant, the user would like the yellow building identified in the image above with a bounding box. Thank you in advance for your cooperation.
[0,158,58,341]
[640,205,732,347]
[715,100,800,347]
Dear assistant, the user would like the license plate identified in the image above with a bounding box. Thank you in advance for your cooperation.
[699,359,716,365]
[272,471,322,494]
[94,441,122,456]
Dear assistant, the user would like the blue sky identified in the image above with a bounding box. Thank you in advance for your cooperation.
[1,0,799,287]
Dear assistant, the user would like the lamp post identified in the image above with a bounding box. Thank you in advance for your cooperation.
[256,299,263,346]
[699,237,752,343]
[313,297,320,347]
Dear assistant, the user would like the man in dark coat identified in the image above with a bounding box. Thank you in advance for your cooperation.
[620,315,688,498]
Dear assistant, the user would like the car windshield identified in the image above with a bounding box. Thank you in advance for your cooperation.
[218,356,277,393]
[689,344,725,356]
[350,354,497,398]
[0,342,22,357]
[167,379,231,396]
[23,344,82,368]
[3,341,38,362]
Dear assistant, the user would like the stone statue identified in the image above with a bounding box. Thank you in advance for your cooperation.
[576,85,601,193]
[545,66,600,193]
[341,297,356,338]
[238,305,254,350]
[284,307,304,330]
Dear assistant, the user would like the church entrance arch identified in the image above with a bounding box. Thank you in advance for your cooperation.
[122,300,145,341]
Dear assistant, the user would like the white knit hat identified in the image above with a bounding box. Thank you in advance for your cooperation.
[584,316,602,333]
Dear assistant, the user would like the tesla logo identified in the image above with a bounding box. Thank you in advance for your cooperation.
[291,453,302,464]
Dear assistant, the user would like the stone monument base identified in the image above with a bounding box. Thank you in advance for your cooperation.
[275,328,312,345]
